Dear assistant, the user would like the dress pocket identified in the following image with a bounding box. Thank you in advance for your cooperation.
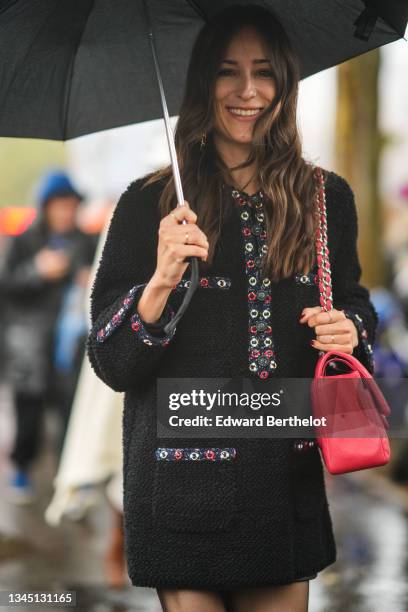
[152,458,238,534]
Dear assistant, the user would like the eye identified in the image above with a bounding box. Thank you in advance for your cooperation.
[255,69,274,78]
[217,68,236,77]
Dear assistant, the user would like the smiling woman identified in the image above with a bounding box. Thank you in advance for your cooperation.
[87,4,379,612]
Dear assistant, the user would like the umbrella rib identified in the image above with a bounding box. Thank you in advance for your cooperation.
[62,0,96,141]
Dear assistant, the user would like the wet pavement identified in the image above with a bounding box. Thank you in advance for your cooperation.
[1,383,408,612]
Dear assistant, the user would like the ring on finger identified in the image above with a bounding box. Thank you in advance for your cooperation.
[317,334,336,344]
[184,232,190,244]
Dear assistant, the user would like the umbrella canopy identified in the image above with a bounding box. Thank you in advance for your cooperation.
[0,0,406,335]
[0,0,407,141]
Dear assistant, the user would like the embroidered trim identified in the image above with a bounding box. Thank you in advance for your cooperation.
[174,276,231,290]
[294,272,319,286]
[155,447,237,461]
[96,283,176,346]
[293,439,316,453]
[232,188,277,379]
[343,309,375,372]
[130,309,176,346]
[96,284,141,343]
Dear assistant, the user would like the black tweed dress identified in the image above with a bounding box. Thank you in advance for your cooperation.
[87,167,378,589]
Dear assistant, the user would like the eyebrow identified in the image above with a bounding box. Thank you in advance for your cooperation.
[221,59,271,65]
[221,59,271,64]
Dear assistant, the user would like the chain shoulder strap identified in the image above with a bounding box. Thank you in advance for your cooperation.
[313,166,334,313]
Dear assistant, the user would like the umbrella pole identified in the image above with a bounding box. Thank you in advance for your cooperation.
[142,0,199,335]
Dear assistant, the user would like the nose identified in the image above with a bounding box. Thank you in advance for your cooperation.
[237,72,257,100]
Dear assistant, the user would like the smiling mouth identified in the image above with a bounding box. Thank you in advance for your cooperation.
[227,107,264,117]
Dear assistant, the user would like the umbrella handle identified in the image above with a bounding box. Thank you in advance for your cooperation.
[163,257,199,335]
[142,0,199,334]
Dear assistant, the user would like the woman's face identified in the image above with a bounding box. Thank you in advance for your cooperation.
[213,26,276,147]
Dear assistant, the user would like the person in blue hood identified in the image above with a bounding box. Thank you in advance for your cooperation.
[0,170,96,503]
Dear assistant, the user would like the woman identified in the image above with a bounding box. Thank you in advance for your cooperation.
[87,5,378,611]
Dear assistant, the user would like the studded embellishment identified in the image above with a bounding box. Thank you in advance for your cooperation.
[231,187,277,379]
[293,439,316,453]
[174,276,231,291]
[155,447,237,461]
[96,283,176,346]
[130,309,176,346]
[96,284,142,343]
[294,272,319,286]
[343,309,375,372]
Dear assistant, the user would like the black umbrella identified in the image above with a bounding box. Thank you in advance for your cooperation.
[0,0,407,140]
[0,0,407,332]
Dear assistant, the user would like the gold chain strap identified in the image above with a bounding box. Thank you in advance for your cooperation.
[313,166,334,313]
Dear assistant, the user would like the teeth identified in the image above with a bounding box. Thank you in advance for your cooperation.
[229,108,261,116]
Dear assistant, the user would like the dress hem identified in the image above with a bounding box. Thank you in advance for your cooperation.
[128,553,336,590]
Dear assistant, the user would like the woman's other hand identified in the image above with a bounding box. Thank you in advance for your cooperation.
[152,201,209,290]
[299,306,359,354]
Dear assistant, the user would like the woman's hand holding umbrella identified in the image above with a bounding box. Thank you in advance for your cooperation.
[136,201,209,325]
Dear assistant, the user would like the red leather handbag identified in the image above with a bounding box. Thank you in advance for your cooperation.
[310,167,391,474]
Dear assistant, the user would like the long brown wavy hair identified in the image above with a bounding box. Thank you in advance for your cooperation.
[143,4,318,281]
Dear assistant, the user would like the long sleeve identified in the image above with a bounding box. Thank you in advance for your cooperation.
[329,174,379,374]
[86,177,177,392]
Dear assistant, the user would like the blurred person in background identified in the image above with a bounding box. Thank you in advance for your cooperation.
[0,170,95,504]
[45,202,127,589]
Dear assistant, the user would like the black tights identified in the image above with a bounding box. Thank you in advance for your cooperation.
[157,581,309,612]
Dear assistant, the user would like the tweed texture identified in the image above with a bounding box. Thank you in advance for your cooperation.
[87,168,378,589]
